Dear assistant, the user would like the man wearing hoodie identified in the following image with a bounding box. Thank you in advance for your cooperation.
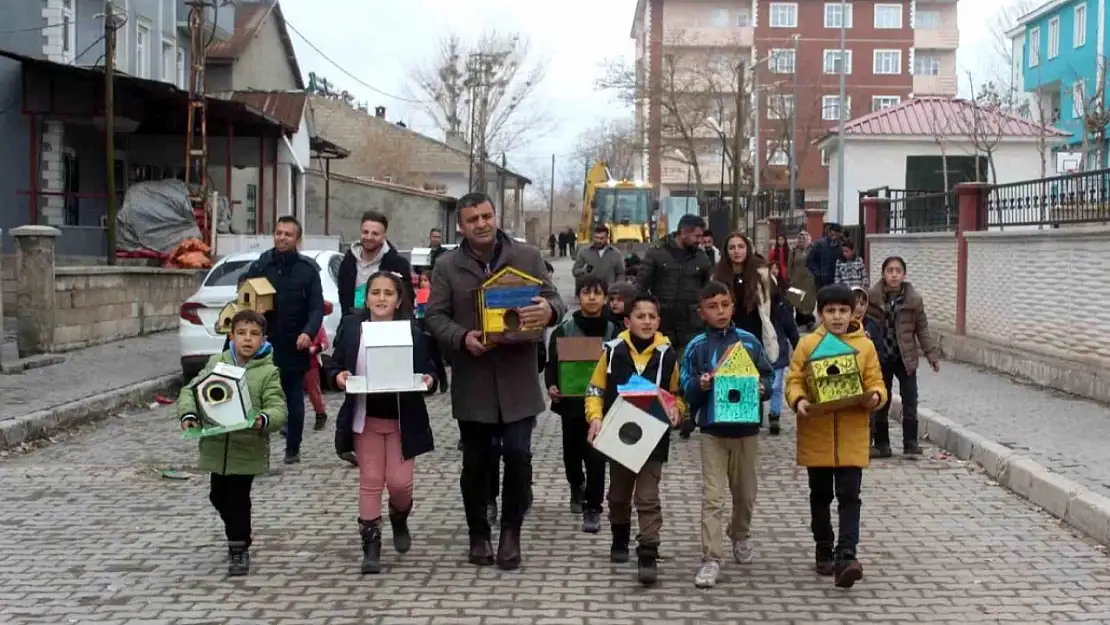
[338,211,415,316]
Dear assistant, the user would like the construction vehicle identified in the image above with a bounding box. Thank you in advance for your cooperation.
[578,162,663,253]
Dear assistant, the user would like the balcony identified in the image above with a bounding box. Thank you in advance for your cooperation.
[913,75,958,96]
[914,28,959,50]
[663,24,753,48]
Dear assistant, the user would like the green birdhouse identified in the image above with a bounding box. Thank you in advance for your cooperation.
[804,332,866,414]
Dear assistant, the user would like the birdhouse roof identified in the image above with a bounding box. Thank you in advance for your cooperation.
[809,333,858,360]
[715,343,759,376]
[207,362,247,380]
[361,320,413,347]
[481,266,543,289]
[242,277,276,296]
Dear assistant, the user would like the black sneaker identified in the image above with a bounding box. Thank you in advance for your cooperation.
[582,510,601,534]
[903,442,923,456]
[284,452,300,465]
[815,545,835,576]
[834,559,864,588]
[228,543,250,577]
[338,451,358,467]
[768,414,781,436]
[569,488,584,514]
[870,445,892,459]
[636,545,659,586]
[313,413,328,431]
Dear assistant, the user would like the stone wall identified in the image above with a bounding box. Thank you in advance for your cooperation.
[51,267,204,351]
[868,233,959,331]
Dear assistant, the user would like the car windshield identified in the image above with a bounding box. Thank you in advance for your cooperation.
[203,256,321,287]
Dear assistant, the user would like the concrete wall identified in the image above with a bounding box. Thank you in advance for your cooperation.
[868,232,958,331]
[303,170,452,251]
[52,266,203,351]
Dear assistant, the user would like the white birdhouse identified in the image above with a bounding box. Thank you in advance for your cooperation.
[345,321,426,394]
[591,396,670,474]
[195,363,253,429]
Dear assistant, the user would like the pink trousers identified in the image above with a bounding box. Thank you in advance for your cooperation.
[355,418,414,520]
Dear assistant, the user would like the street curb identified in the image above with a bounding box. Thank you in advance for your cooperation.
[887,394,1110,548]
[0,373,182,450]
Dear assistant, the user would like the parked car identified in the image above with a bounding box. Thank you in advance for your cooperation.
[178,250,343,383]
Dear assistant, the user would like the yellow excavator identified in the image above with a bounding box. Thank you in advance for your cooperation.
[577,161,663,253]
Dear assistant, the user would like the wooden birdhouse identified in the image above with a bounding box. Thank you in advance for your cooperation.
[556,336,604,397]
[592,375,675,473]
[183,363,253,439]
[804,332,866,414]
[215,302,246,335]
[237,277,276,313]
[475,266,544,345]
[709,343,762,425]
[343,321,426,394]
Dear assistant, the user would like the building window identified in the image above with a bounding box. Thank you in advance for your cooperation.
[822,95,850,121]
[176,47,186,88]
[1029,26,1040,66]
[245,184,258,234]
[768,141,790,166]
[872,95,900,111]
[769,3,798,28]
[61,0,75,62]
[874,4,902,29]
[915,9,941,29]
[1075,4,1087,47]
[710,9,729,27]
[1073,80,1086,118]
[821,149,829,166]
[735,7,752,27]
[823,50,852,74]
[161,40,174,82]
[1048,17,1060,58]
[824,3,853,28]
[770,49,796,74]
[767,94,795,119]
[913,53,940,75]
[135,23,150,78]
[873,49,902,74]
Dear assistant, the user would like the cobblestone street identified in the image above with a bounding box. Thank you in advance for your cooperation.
[2,258,1110,624]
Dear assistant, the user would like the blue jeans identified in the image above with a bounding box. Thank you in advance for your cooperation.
[769,367,786,415]
[280,368,306,455]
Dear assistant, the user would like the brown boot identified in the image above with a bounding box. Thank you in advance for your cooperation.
[496,526,522,570]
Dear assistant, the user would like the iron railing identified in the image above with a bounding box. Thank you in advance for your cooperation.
[987,168,1110,228]
[884,189,958,233]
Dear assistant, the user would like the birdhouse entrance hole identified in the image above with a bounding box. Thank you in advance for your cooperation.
[826,364,840,376]
[618,422,643,445]
[502,309,521,331]
[728,389,741,403]
[204,382,230,404]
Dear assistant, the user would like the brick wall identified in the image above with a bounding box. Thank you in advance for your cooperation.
[51,267,204,351]
[868,233,958,331]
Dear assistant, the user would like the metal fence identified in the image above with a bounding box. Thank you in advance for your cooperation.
[987,168,1110,228]
[886,189,958,233]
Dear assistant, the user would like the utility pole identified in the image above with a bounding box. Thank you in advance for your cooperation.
[548,153,555,239]
[104,0,117,265]
[731,61,746,228]
[836,0,848,222]
[788,34,800,218]
[465,47,513,194]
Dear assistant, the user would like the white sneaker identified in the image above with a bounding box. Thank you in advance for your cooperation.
[733,539,754,564]
[694,560,720,588]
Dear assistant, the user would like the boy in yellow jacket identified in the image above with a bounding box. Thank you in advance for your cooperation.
[786,283,887,589]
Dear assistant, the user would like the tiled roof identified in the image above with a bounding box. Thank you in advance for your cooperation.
[206,2,304,89]
[817,97,1068,143]
[230,91,306,131]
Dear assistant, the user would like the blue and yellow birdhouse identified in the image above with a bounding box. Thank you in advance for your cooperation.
[710,343,762,425]
[804,332,866,414]
[475,266,544,345]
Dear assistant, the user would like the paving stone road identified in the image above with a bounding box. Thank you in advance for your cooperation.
[2,258,1110,624]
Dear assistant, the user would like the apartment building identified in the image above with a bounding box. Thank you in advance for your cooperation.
[630,0,959,209]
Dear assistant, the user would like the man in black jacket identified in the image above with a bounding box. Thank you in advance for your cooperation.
[428,227,448,269]
[337,211,414,316]
[242,216,324,464]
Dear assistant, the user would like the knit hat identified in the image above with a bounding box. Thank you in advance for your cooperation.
[608,282,640,301]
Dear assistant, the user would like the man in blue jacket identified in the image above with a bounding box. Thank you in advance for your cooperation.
[243,216,324,464]
[806,223,845,290]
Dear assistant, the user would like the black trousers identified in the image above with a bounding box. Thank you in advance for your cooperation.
[871,356,919,447]
[459,417,535,539]
[209,473,255,546]
[560,413,606,512]
[807,467,862,560]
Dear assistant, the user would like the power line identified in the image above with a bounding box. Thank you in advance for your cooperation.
[284,19,430,105]
[0,20,95,36]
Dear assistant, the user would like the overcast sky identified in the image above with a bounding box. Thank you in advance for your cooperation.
[280,0,1008,185]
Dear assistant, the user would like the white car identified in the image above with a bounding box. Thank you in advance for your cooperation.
[178,250,344,382]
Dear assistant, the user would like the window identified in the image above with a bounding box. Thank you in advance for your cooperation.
[1029,26,1041,66]
[768,141,790,166]
[821,149,829,166]
[766,94,795,119]
[136,23,150,78]
[176,47,186,88]
[824,3,853,28]
[735,7,752,26]
[245,184,258,234]
[710,9,729,27]
[770,49,796,74]
[1073,80,1086,117]
[769,3,798,28]
[874,4,902,29]
[872,95,900,111]
[873,49,902,74]
[1048,17,1060,58]
[913,53,940,75]
[1075,4,1087,47]
[822,95,850,120]
[823,50,852,74]
[61,0,75,62]
[915,10,941,28]
[161,40,174,82]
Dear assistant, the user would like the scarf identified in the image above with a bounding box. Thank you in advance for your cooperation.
[573,311,609,337]
[882,288,905,360]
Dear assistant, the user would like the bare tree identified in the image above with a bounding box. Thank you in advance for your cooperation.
[574,119,640,181]
[953,75,1009,183]
[406,31,552,156]
[1074,56,1110,170]
[926,100,956,192]
[988,0,1037,96]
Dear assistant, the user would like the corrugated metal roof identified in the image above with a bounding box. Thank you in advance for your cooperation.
[821,96,1068,142]
[230,91,306,131]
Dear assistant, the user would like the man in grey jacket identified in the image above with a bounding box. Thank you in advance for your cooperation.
[424,192,565,571]
[572,225,625,286]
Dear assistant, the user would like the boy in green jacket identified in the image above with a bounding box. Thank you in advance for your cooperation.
[177,310,287,576]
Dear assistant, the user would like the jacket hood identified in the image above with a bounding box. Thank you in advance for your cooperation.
[867,280,923,312]
[617,329,671,355]
[349,240,392,267]
[223,341,274,367]
[608,281,639,301]
[812,322,867,342]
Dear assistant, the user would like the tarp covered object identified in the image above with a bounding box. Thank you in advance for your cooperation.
[116,180,233,254]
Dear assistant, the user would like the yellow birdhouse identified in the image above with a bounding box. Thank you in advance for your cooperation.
[238,277,276,313]
[804,333,866,414]
[474,266,544,345]
[215,302,246,335]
